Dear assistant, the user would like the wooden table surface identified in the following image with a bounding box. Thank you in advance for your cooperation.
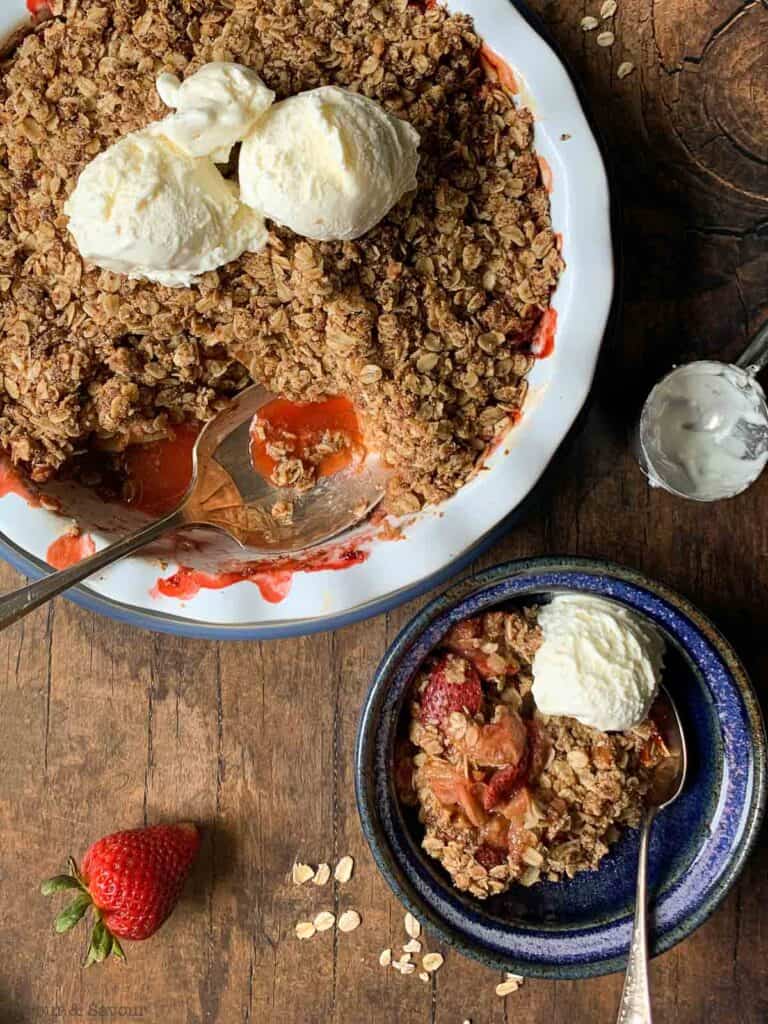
[2,1,767,1022]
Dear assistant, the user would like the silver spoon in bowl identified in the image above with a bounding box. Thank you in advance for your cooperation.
[0,384,387,630]
[616,684,688,1024]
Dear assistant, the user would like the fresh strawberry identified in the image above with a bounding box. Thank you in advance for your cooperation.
[41,822,201,965]
[419,653,483,726]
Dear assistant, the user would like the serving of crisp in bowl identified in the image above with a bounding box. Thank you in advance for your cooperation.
[0,1,613,636]
[355,557,766,978]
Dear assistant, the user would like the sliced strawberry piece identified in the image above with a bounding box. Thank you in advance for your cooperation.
[475,843,508,871]
[482,761,527,811]
[639,721,670,767]
[498,786,533,827]
[501,787,534,867]
[481,719,549,811]
[527,719,550,782]
[444,617,483,650]
[444,614,521,680]
[419,652,483,726]
[426,761,487,828]
[457,705,528,768]
[479,812,510,851]
[444,618,501,679]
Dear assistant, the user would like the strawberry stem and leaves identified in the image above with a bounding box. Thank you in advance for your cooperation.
[54,893,91,933]
[41,875,82,896]
[41,857,126,967]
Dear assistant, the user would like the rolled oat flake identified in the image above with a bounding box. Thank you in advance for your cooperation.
[292,862,314,885]
[334,855,354,883]
[338,910,361,932]
[422,953,444,973]
[404,912,421,939]
[313,862,331,885]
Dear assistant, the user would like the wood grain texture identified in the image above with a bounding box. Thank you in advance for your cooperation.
[1,0,767,1021]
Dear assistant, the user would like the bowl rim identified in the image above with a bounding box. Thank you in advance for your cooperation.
[0,0,621,638]
[354,555,767,978]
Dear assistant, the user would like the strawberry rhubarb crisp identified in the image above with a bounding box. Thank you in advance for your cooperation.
[398,607,668,897]
[0,0,562,515]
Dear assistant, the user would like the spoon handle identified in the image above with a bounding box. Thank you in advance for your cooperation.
[0,508,185,631]
[616,807,656,1024]
[735,319,768,375]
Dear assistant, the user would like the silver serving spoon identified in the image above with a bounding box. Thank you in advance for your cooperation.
[616,685,688,1024]
[0,384,387,630]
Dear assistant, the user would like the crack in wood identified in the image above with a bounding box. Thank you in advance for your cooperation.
[329,629,342,1023]
[686,219,768,237]
[142,637,157,827]
[42,602,54,777]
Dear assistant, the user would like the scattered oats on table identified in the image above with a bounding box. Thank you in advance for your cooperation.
[422,952,444,973]
[313,862,331,886]
[292,862,314,885]
[337,910,361,933]
[495,976,523,997]
[0,0,563,516]
[334,855,354,883]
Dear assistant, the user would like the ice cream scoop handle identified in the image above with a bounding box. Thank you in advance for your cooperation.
[616,806,656,1024]
[0,508,185,632]
[735,319,768,375]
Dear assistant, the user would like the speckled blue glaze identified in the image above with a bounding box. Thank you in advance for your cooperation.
[354,557,767,978]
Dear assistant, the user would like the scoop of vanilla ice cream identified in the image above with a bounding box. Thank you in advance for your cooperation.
[156,62,275,162]
[64,128,267,288]
[532,595,665,732]
[239,85,420,241]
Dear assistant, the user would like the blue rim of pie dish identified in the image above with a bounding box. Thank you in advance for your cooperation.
[0,0,623,640]
[354,556,767,978]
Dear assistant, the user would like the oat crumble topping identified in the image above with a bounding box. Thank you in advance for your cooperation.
[0,0,563,512]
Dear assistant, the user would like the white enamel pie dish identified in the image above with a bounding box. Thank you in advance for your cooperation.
[0,0,614,638]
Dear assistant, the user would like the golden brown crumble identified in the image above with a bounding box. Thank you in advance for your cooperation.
[0,0,563,511]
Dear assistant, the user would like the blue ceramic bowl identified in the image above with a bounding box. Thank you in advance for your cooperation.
[354,556,767,978]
